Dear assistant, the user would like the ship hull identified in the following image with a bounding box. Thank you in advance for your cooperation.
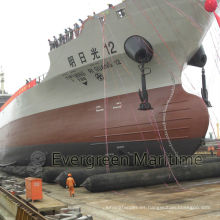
[0,84,209,166]
[2,138,202,167]
[0,0,213,167]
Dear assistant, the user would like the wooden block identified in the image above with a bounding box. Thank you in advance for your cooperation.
[20,194,67,212]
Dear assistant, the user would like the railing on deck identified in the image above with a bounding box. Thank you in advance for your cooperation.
[49,18,90,51]
[36,73,47,84]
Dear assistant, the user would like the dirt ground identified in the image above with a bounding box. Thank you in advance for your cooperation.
[1,170,220,220]
[43,177,220,220]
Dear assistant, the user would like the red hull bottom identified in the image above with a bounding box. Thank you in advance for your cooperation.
[0,84,209,166]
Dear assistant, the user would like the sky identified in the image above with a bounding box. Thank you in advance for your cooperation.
[0,0,219,137]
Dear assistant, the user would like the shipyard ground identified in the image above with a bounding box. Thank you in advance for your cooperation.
[1,170,220,220]
[44,178,220,220]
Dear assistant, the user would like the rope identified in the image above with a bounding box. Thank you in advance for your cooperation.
[98,0,219,190]
[104,1,183,189]
[100,15,110,173]
[163,0,203,33]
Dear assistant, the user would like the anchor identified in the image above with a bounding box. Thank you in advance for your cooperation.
[201,67,212,107]
[187,46,211,108]
[138,63,152,111]
[124,35,154,110]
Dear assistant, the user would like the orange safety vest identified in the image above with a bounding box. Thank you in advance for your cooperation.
[208,146,214,151]
[66,177,75,196]
[66,177,75,187]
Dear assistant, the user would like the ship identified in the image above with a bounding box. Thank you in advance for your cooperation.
[0,0,218,167]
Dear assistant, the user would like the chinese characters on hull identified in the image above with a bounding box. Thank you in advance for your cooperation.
[63,58,122,85]
[67,41,117,68]
[64,41,122,86]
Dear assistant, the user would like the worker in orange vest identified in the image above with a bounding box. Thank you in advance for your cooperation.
[208,146,215,156]
[211,146,215,156]
[66,173,76,197]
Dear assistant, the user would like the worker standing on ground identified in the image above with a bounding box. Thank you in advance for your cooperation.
[66,173,76,197]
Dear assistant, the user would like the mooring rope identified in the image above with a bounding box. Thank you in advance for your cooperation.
[100,15,110,173]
